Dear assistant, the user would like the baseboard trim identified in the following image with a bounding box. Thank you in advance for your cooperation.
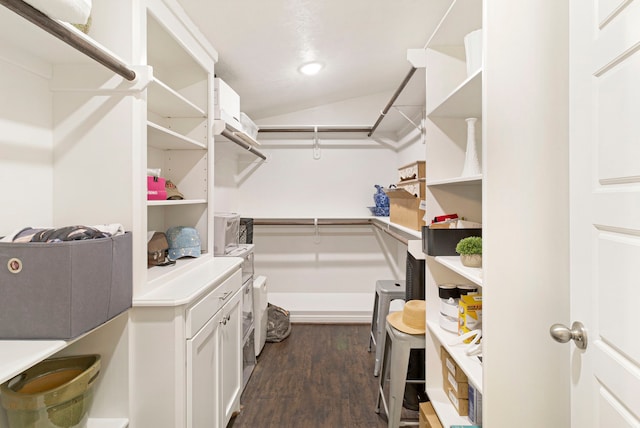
[290,312,371,324]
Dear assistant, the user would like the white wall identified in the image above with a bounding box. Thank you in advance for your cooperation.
[214,92,424,321]
[0,57,53,237]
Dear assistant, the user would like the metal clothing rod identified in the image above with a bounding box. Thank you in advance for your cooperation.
[370,221,409,245]
[368,67,417,137]
[259,127,372,134]
[221,129,267,160]
[253,219,371,226]
[1,0,137,81]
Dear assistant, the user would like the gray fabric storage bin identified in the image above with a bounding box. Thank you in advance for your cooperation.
[0,232,132,339]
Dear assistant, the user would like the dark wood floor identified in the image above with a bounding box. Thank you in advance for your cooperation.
[228,323,418,428]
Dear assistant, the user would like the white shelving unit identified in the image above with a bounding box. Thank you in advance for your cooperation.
[423,0,484,426]
[143,5,215,294]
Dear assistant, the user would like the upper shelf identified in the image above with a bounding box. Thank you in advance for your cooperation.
[148,77,206,118]
[426,69,481,118]
[0,0,135,79]
[147,121,206,150]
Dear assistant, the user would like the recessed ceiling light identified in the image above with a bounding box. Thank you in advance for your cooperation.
[298,62,324,76]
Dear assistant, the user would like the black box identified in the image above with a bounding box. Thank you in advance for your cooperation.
[422,227,482,256]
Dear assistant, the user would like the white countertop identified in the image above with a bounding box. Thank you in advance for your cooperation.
[134,256,243,306]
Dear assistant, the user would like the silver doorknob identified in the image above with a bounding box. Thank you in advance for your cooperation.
[549,321,587,350]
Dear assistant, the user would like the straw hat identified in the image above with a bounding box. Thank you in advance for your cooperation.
[387,300,426,335]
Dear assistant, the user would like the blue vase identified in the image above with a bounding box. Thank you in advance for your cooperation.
[373,185,389,208]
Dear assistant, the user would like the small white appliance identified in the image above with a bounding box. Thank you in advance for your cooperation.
[213,212,240,256]
[253,275,268,356]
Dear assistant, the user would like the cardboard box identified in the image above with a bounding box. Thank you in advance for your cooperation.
[422,227,482,256]
[445,369,469,399]
[441,347,468,383]
[0,232,132,339]
[459,294,482,341]
[447,387,469,416]
[385,187,426,231]
[419,402,443,428]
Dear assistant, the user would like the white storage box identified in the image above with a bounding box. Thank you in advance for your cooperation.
[214,78,241,128]
[214,212,240,255]
[240,112,259,141]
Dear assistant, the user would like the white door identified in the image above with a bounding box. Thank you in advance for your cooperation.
[187,309,222,428]
[220,289,243,427]
[569,0,640,426]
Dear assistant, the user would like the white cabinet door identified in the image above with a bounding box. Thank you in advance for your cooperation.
[220,289,242,427]
[187,308,223,428]
[569,0,640,426]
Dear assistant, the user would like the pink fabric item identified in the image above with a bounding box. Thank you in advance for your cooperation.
[147,176,166,191]
[147,190,167,200]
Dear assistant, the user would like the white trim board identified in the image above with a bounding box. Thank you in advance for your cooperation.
[267,292,405,324]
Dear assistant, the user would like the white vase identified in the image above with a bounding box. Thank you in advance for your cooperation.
[461,117,481,177]
[464,29,483,77]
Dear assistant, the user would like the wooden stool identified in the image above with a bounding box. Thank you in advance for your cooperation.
[369,280,406,376]
[375,321,426,428]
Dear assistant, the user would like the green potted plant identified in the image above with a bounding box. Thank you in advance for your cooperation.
[455,236,482,267]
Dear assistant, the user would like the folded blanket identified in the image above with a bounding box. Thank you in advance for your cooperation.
[22,0,91,24]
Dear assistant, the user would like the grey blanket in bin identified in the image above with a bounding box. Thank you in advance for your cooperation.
[266,303,291,343]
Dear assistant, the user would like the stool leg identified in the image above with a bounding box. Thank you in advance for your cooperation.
[388,330,411,428]
[374,293,391,376]
[375,328,392,414]
[369,292,379,352]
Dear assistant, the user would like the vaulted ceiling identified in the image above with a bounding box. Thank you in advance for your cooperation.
[179,0,450,121]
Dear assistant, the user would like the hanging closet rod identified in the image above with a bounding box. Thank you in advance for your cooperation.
[221,129,267,160]
[1,0,137,81]
[259,127,372,134]
[370,221,409,245]
[253,218,371,226]
[368,67,417,137]
[253,218,413,245]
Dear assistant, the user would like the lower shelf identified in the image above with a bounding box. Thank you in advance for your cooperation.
[426,387,472,427]
[87,418,129,427]
[427,320,483,392]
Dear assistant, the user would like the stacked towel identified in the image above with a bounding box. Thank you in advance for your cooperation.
[22,0,91,24]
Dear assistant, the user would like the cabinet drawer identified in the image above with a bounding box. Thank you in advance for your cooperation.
[186,269,242,338]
